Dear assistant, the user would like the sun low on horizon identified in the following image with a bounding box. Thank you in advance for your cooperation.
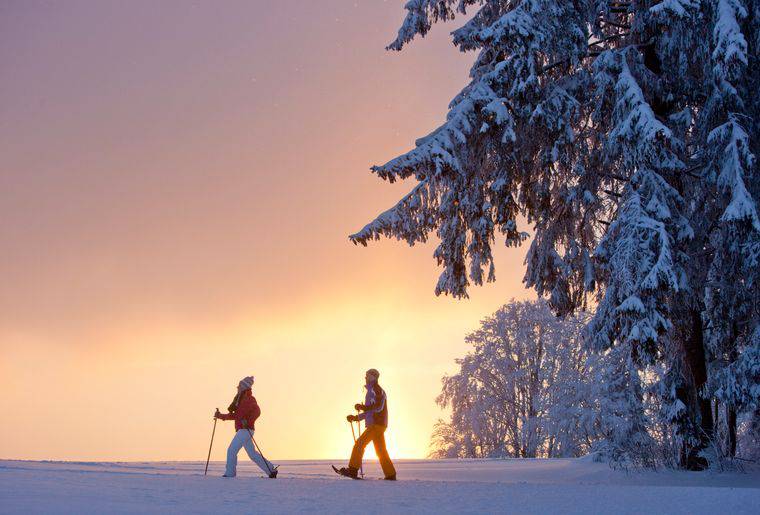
[0,1,532,463]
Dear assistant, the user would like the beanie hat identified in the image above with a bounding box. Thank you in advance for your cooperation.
[239,376,254,390]
[366,368,380,380]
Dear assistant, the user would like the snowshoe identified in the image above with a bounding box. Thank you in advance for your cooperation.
[332,465,362,480]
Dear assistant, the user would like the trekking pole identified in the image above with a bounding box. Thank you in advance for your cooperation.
[357,412,365,478]
[204,409,218,476]
[358,387,366,478]
[350,412,364,478]
[247,428,274,476]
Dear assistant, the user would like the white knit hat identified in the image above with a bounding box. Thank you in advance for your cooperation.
[239,376,254,390]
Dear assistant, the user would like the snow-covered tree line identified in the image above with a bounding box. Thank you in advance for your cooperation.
[430,300,596,459]
[430,299,759,467]
[352,0,759,469]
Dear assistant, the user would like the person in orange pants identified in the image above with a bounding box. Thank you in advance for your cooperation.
[336,368,396,480]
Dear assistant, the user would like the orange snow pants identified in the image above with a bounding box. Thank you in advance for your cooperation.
[349,424,396,478]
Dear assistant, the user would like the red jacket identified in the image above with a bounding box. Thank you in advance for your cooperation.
[219,390,260,431]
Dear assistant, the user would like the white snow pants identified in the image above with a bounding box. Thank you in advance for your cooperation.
[225,429,275,477]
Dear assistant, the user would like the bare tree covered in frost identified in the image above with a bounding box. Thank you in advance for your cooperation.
[352,0,759,469]
[430,300,597,458]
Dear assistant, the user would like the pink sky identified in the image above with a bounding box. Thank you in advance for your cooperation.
[0,1,532,461]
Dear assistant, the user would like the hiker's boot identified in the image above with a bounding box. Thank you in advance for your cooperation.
[339,467,359,479]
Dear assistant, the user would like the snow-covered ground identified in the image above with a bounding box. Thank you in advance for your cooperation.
[1,457,758,514]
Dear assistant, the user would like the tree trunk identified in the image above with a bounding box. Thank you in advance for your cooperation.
[726,327,738,458]
[727,405,737,458]
[681,310,714,470]
[713,398,719,429]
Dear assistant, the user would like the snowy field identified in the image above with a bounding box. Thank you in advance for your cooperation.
[1,457,758,514]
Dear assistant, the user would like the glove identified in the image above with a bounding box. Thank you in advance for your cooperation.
[354,403,364,411]
[214,409,221,419]
[347,415,358,422]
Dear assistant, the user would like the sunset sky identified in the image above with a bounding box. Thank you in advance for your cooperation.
[0,0,533,461]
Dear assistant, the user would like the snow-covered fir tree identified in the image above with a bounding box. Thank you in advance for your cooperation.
[353,0,759,469]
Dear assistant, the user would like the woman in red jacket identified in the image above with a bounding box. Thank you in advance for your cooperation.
[215,376,278,478]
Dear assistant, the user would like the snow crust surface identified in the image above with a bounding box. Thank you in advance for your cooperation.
[1,457,758,514]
